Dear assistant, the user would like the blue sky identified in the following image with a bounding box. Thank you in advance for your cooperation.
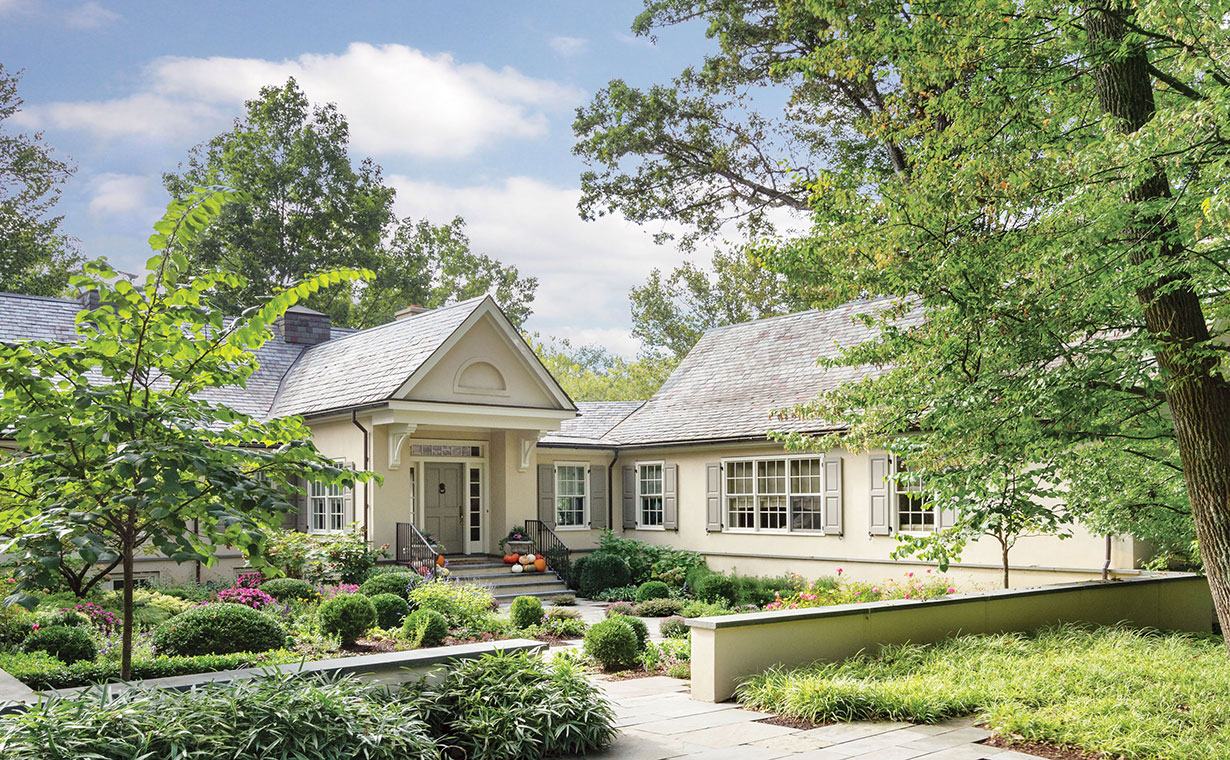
[0,0,723,354]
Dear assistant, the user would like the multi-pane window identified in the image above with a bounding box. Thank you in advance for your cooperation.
[555,464,588,528]
[469,467,482,542]
[895,458,934,531]
[310,480,345,533]
[724,457,824,533]
[637,463,664,527]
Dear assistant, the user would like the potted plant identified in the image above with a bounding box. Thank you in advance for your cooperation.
[499,525,533,556]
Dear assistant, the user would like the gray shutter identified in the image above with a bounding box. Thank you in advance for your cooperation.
[705,462,722,532]
[622,466,637,529]
[869,453,891,535]
[537,463,556,528]
[294,476,309,532]
[342,461,356,527]
[938,502,957,530]
[589,464,607,530]
[663,464,678,530]
[822,456,843,535]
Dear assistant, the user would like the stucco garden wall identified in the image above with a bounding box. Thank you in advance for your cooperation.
[687,573,1214,702]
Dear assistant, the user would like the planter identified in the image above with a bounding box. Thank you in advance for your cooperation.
[505,540,533,556]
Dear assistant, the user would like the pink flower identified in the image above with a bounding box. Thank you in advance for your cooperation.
[947,587,957,594]
[836,568,843,575]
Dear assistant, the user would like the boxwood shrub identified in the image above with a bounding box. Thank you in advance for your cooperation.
[370,593,410,630]
[697,573,738,605]
[258,578,316,603]
[583,618,639,670]
[635,580,670,603]
[579,552,631,598]
[358,571,419,600]
[21,625,96,665]
[317,593,377,645]
[633,597,685,617]
[152,603,288,656]
[509,595,544,628]
[402,609,449,647]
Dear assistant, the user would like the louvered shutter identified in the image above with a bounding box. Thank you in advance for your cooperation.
[705,462,722,532]
[663,464,678,530]
[938,502,958,529]
[822,456,843,535]
[294,476,309,533]
[537,464,556,527]
[589,464,607,530]
[869,453,891,535]
[622,466,637,529]
[342,461,356,527]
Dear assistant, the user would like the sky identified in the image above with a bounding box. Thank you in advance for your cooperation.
[0,0,728,355]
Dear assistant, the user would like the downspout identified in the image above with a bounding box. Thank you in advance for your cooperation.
[1102,534,1112,582]
[607,448,619,531]
[352,411,371,542]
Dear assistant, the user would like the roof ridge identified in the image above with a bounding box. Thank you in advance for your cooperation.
[295,295,488,351]
[0,292,81,306]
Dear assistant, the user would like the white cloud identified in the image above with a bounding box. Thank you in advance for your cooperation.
[388,175,686,351]
[16,43,582,159]
[87,172,161,221]
[65,1,118,29]
[548,36,589,57]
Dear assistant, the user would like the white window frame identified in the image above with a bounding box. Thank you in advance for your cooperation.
[635,461,666,530]
[720,455,826,535]
[309,479,346,535]
[893,457,936,534]
[554,462,589,530]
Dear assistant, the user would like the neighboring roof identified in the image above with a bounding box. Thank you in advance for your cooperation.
[0,293,85,342]
[540,401,643,447]
[602,297,922,447]
[266,297,488,418]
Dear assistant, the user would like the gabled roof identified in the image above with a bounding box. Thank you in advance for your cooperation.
[602,297,921,447]
[540,401,643,447]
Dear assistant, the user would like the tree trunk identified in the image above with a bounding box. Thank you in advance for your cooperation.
[1000,538,1010,590]
[121,548,134,680]
[1087,3,1230,645]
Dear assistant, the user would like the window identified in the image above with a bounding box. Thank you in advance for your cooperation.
[895,458,934,532]
[469,467,482,542]
[724,456,824,533]
[554,463,588,528]
[310,480,345,533]
[111,572,158,591]
[637,463,664,528]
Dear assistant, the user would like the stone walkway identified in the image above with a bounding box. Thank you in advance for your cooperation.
[572,676,1047,760]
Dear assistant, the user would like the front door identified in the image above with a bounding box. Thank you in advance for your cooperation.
[424,462,464,553]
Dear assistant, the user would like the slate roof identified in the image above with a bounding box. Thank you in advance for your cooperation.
[540,401,643,447]
[601,297,922,447]
[267,297,487,418]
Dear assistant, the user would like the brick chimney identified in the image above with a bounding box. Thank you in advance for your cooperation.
[395,305,430,320]
[276,305,331,345]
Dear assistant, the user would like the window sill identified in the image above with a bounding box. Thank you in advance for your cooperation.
[722,529,827,536]
[633,525,666,532]
[555,525,589,532]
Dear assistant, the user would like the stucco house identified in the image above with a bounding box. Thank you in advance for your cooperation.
[0,290,1146,592]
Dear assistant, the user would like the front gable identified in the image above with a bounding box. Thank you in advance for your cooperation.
[395,300,574,411]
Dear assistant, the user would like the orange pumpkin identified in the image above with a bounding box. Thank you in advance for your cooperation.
[534,558,547,572]
[436,554,446,568]
[504,553,519,564]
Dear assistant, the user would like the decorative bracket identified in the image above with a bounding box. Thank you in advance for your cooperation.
[387,423,417,470]
[518,431,548,472]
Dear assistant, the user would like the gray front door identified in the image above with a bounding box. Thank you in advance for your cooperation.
[424,462,464,553]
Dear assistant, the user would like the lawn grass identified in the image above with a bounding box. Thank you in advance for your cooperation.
[737,625,1229,760]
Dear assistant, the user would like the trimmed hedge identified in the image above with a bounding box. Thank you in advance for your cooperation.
[0,649,302,691]
[21,626,96,665]
[152,603,288,657]
[318,594,377,645]
[583,618,638,670]
[633,597,685,617]
[578,553,631,598]
[697,574,738,605]
[635,581,670,603]
[402,609,449,647]
[259,578,317,603]
[370,593,411,629]
[358,572,419,600]
[509,596,544,628]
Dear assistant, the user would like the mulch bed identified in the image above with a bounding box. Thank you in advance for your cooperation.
[755,714,834,730]
[980,735,1102,760]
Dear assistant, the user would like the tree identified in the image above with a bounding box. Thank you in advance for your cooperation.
[165,79,536,328]
[730,1,1230,640]
[0,189,373,678]
[532,337,676,401]
[630,248,810,359]
[0,64,80,296]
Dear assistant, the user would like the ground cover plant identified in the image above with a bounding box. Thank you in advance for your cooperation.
[738,625,1229,760]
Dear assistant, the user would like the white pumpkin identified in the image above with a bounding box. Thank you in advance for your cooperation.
[437,567,450,577]
[511,563,524,574]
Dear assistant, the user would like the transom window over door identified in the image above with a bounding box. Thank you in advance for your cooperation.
[724,456,824,533]
[895,458,934,531]
[555,464,588,528]
[637,463,664,528]
[310,480,344,533]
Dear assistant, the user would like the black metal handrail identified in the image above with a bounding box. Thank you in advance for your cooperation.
[523,519,572,587]
[396,521,440,578]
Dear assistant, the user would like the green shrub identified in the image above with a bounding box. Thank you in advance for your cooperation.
[731,573,806,606]
[509,595,544,628]
[317,593,377,645]
[641,637,691,673]
[623,615,649,652]
[583,618,639,671]
[596,530,706,585]
[540,617,588,638]
[150,582,215,603]
[0,672,440,759]
[680,599,734,617]
[697,574,738,605]
[634,597,685,617]
[605,601,634,617]
[358,571,419,600]
[370,593,411,629]
[408,650,615,758]
[264,527,385,584]
[593,584,637,602]
[635,580,670,603]
[578,552,631,598]
[402,609,449,647]
[0,649,301,691]
[36,609,89,628]
[567,555,589,591]
[660,615,689,639]
[685,565,714,593]
[546,606,580,621]
[549,593,576,606]
[22,625,95,665]
[259,578,317,603]
[408,579,494,627]
[0,605,35,648]
[152,603,287,657]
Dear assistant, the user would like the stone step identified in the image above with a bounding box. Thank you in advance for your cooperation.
[444,563,509,574]
[492,588,571,603]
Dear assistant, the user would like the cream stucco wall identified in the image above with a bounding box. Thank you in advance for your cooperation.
[530,448,622,551]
